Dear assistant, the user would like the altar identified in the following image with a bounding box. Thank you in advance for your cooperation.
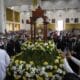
[27,6,49,42]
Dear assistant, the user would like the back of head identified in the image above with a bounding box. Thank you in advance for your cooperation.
[62,73,80,80]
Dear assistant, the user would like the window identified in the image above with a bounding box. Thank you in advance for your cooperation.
[57,20,64,31]
[52,19,55,23]
[74,18,78,23]
[66,18,69,23]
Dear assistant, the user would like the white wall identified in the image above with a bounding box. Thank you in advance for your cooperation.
[20,8,80,30]
[20,12,31,30]
[7,0,80,31]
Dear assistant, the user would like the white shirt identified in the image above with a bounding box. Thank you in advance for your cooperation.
[63,58,74,73]
[71,56,80,67]
[0,49,10,80]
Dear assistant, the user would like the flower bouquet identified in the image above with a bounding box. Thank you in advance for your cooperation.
[7,40,65,80]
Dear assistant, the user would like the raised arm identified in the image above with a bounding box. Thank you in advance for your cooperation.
[70,56,80,67]
[63,58,74,73]
[67,51,80,67]
[57,49,74,73]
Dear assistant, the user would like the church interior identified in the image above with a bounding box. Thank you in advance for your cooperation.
[0,0,80,80]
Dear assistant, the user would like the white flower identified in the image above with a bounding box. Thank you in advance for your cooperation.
[53,65,58,70]
[50,48,53,51]
[30,61,34,65]
[19,64,23,70]
[20,61,23,64]
[30,67,36,73]
[26,72,30,77]
[57,56,61,59]
[52,43,55,47]
[42,67,45,71]
[44,73,48,77]
[49,41,52,44]
[47,46,49,49]
[32,67,36,72]
[26,64,31,70]
[40,70,45,75]
[44,43,48,46]
[55,74,62,80]
[12,66,17,70]
[17,70,23,74]
[43,61,48,65]
[30,73,35,77]
[35,42,38,45]
[57,68,63,73]
[46,65,53,69]
[52,75,56,80]
[60,64,63,68]
[54,59,59,64]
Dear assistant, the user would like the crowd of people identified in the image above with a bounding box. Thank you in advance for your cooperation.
[0,30,30,56]
[48,29,80,74]
[0,30,30,80]
[0,29,80,80]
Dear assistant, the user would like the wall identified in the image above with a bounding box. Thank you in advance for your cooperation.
[4,0,80,31]
[20,9,80,31]
[6,8,20,32]
[8,0,80,31]
[20,11,31,31]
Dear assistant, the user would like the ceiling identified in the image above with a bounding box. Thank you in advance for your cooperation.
[4,0,80,11]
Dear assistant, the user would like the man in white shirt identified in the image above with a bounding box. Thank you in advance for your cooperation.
[0,48,10,80]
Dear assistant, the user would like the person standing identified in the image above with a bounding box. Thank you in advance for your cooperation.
[14,38,21,54]
[0,48,10,80]
[6,39,15,57]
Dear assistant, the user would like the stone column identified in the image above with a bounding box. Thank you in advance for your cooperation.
[0,0,6,33]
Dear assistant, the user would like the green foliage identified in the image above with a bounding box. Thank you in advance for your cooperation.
[15,40,61,66]
[7,40,65,80]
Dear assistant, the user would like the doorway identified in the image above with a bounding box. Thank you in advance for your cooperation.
[57,20,64,31]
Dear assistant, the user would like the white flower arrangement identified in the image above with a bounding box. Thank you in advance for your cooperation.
[7,40,66,80]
